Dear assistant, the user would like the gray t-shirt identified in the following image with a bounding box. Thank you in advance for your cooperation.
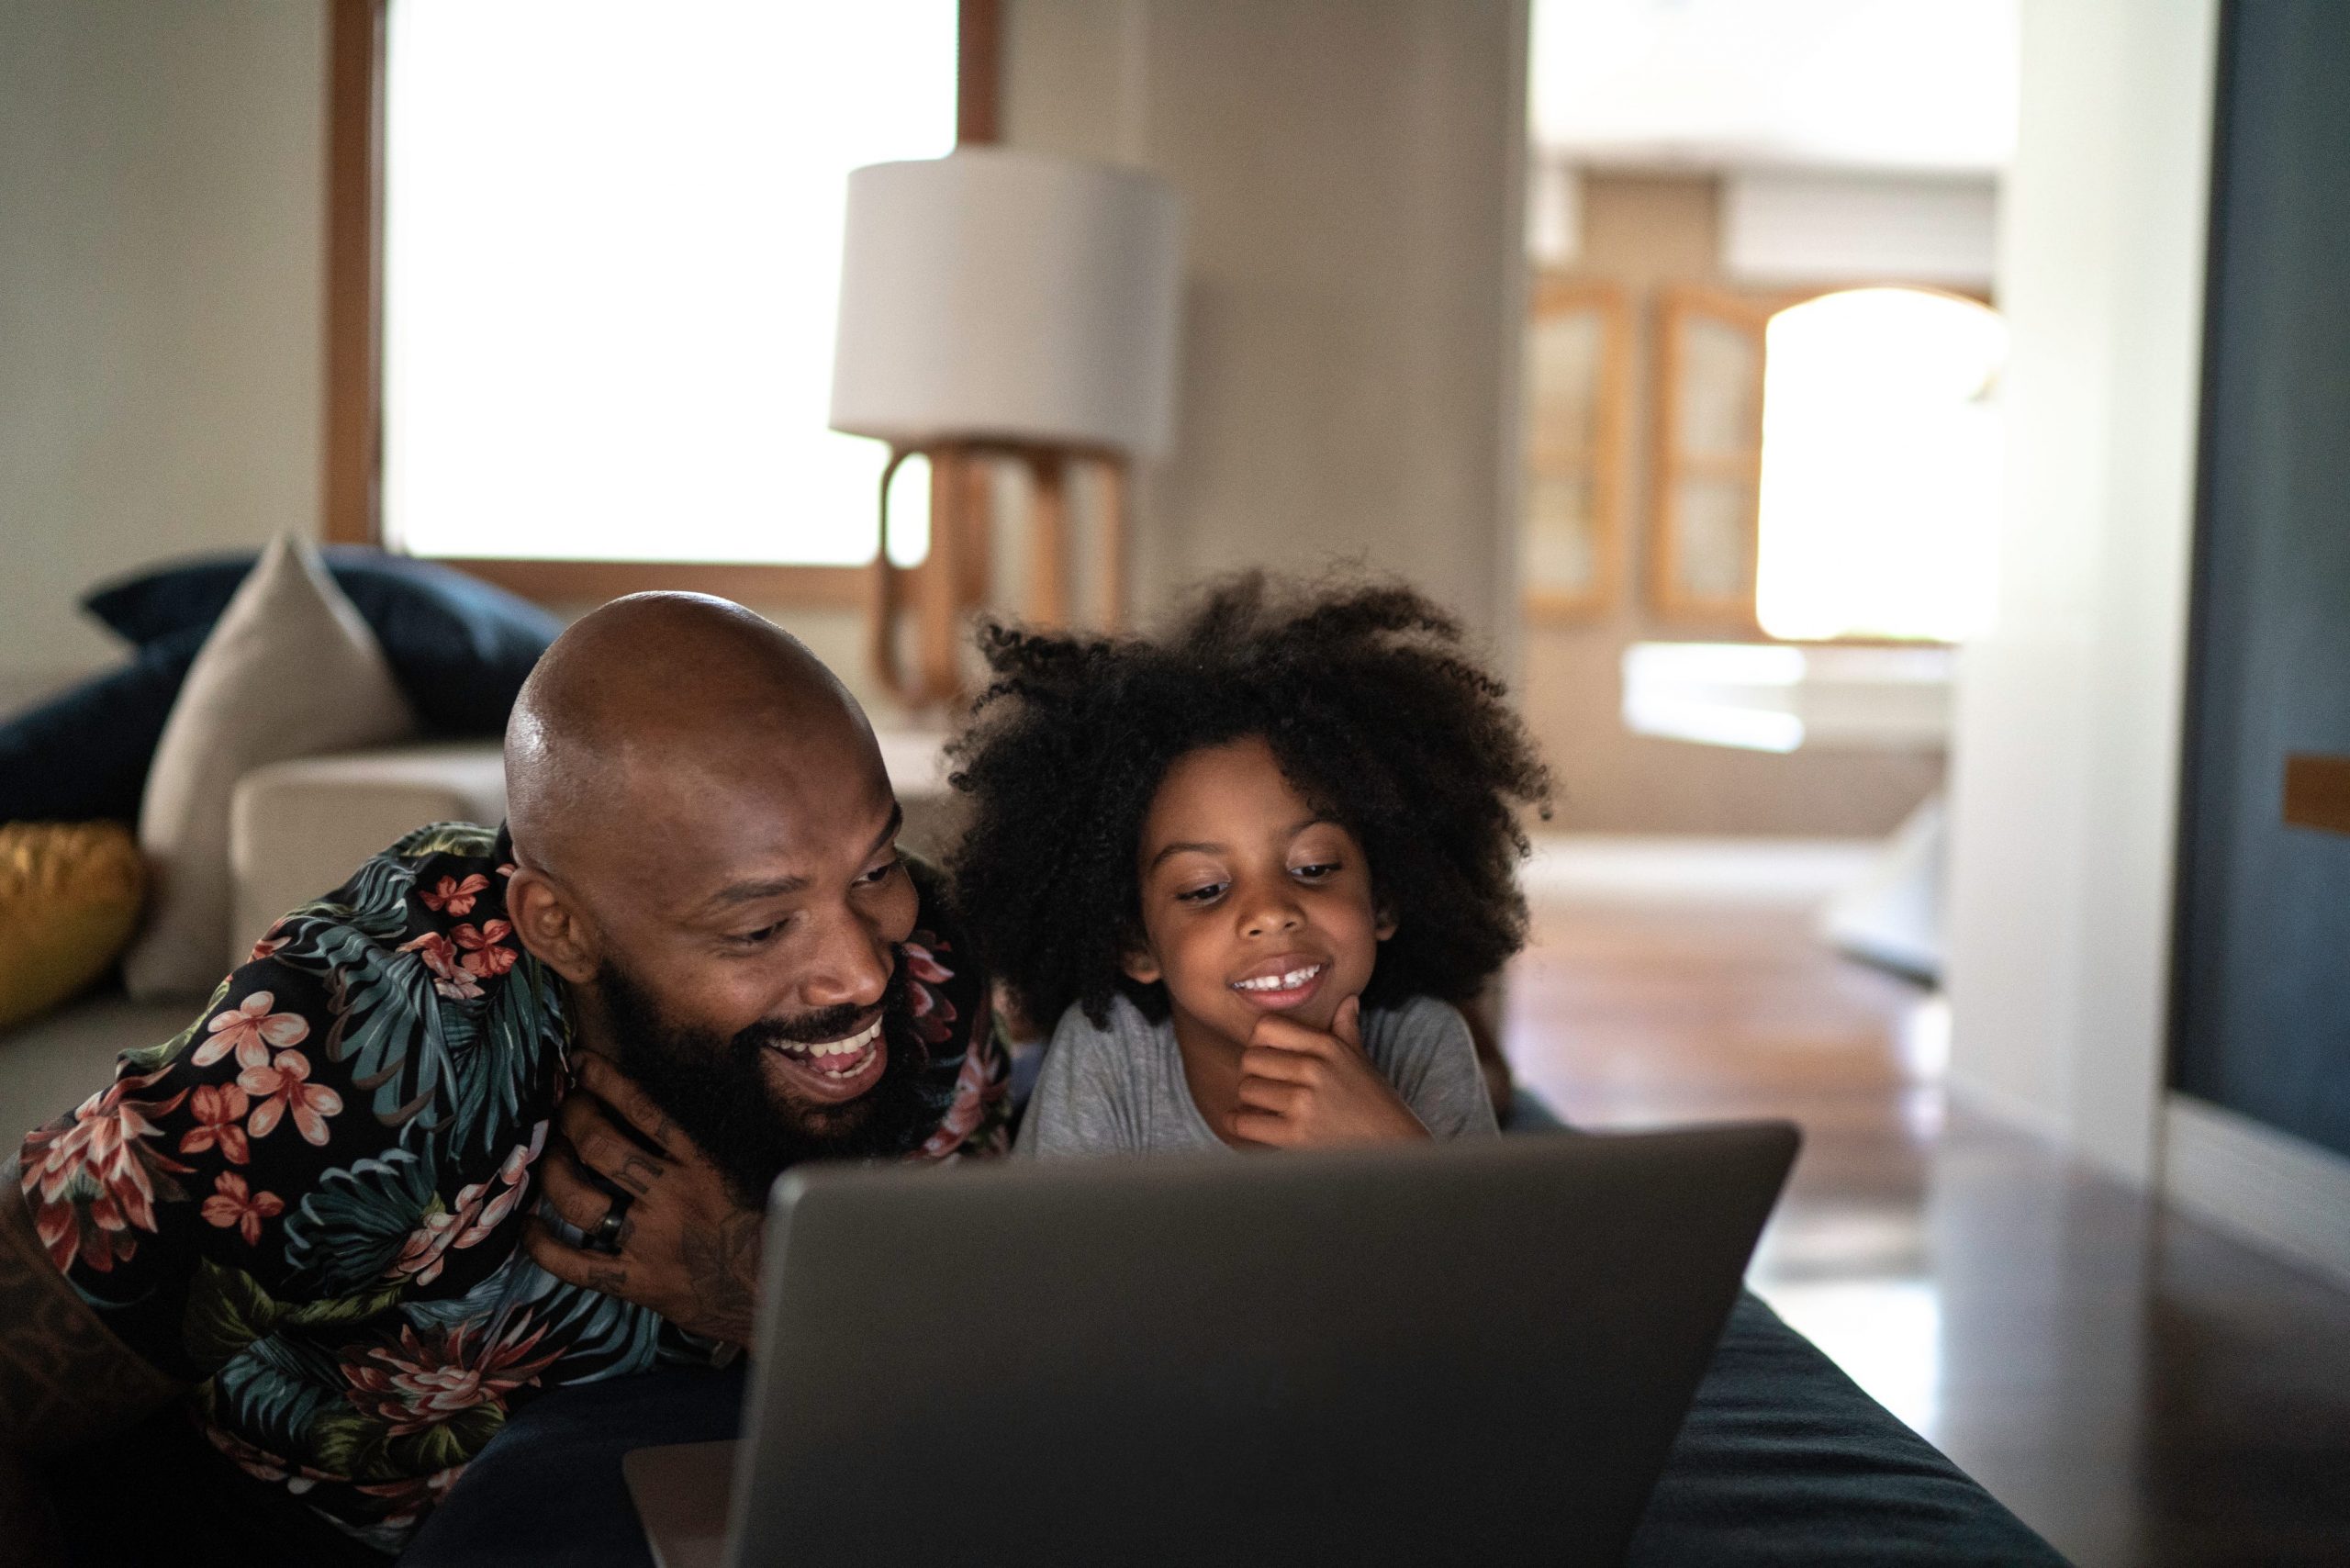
[1016,991,1499,1157]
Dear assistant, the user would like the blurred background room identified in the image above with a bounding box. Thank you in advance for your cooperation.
[4,3,2347,1564]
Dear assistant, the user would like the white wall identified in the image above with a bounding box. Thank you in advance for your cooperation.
[1942,0,2220,1182]
[1002,0,1527,655]
[1722,171,1998,289]
[0,2,327,700]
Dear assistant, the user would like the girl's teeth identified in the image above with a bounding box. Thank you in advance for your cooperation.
[1236,965,1322,992]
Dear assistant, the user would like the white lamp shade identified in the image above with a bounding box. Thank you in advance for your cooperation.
[829,148,1185,460]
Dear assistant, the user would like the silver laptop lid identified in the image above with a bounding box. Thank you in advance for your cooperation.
[728,1124,1797,1568]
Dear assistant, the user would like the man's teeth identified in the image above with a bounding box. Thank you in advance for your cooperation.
[1233,964,1324,992]
[783,1017,883,1063]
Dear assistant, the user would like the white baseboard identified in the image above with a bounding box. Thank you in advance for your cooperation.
[2164,1093,2350,1289]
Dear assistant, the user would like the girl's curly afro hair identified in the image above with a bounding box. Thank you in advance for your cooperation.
[946,573,1552,1035]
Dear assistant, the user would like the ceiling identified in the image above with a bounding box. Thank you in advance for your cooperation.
[1529,0,2017,174]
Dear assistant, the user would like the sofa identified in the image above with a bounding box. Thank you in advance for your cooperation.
[0,730,961,1143]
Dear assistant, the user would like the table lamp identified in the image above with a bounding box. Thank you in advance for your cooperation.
[831,147,1184,705]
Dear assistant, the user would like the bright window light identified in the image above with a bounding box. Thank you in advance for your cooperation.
[1753,288,2007,643]
[382,0,956,566]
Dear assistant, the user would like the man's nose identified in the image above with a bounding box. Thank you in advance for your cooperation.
[799,913,893,1012]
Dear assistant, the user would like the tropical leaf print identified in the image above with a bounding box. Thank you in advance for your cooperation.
[185,1258,407,1373]
[282,1147,442,1294]
[17,826,995,1551]
[118,977,232,1077]
[201,1334,346,1458]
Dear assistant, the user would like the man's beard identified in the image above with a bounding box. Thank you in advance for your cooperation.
[593,954,942,1208]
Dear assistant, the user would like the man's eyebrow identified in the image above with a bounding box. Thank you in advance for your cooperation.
[699,874,811,911]
[868,801,905,859]
[696,804,905,914]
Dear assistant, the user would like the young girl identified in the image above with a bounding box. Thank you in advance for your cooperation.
[947,575,1551,1156]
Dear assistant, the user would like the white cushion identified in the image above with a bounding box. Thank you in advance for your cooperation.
[124,536,417,998]
[228,743,507,969]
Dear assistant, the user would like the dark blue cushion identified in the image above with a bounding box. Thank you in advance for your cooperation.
[83,547,561,737]
[0,624,208,823]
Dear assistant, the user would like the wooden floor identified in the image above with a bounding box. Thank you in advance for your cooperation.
[1501,894,2350,1568]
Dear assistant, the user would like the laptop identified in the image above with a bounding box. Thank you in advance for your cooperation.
[624,1123,1798,1568]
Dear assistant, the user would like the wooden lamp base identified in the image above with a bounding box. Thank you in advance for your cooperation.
[868,441,1127,709]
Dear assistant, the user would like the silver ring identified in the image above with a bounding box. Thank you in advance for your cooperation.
[589,1204,628,1251]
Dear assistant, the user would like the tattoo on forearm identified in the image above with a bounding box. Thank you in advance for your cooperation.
[0,1168,177,1455]
[680,1212,761,1348]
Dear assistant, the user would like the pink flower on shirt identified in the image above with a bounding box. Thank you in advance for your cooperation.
[399,931,486,1002]
[420,873,490,916]
[193,991,310,1070]
[238,1050,343,1145]
[179,1083,252,1165]
[453,921,519,979]
[200,1170,285,1247]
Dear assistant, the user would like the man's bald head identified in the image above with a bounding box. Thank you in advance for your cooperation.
[505,593,875,884]
[499,592,931,1198]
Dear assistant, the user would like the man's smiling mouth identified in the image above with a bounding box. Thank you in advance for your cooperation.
[762,1015,889,1102]
[768,1014,882,1075]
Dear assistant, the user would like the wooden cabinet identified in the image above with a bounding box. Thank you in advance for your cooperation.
[1521,278,1630,622]
[1650,286,1775,627]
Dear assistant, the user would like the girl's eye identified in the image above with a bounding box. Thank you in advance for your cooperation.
[1175,881,1227,904]
[1292,861,1340,881]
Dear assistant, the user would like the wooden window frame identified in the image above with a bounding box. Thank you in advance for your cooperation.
[321,0,1000,607]
[1521,276,1632,624]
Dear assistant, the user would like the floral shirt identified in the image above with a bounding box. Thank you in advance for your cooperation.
[17,823,1007,1555]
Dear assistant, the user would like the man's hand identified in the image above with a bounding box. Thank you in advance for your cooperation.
[525,1054,763,1348]
[1230,995,1430,1149]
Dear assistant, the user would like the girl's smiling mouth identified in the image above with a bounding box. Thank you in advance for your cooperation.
[1228,956,1328,1011]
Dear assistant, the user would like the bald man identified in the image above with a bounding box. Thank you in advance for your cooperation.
[0,595,1007,1562]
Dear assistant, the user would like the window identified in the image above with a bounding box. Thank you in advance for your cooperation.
[1752,287,2007,643]
[376,0,957,569]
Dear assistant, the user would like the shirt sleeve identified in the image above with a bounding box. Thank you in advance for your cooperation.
[1371,998,1502,1141]
[1014,1005,1141,1158]
[16,949,392,1383]
[901,857,1013,1161]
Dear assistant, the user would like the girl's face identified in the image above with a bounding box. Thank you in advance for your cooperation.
[1122,736,1393,1048]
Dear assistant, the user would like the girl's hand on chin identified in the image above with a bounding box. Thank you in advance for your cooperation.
[1229,995,1431,1148]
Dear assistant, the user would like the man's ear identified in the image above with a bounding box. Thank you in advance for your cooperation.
[506,867,600,986]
